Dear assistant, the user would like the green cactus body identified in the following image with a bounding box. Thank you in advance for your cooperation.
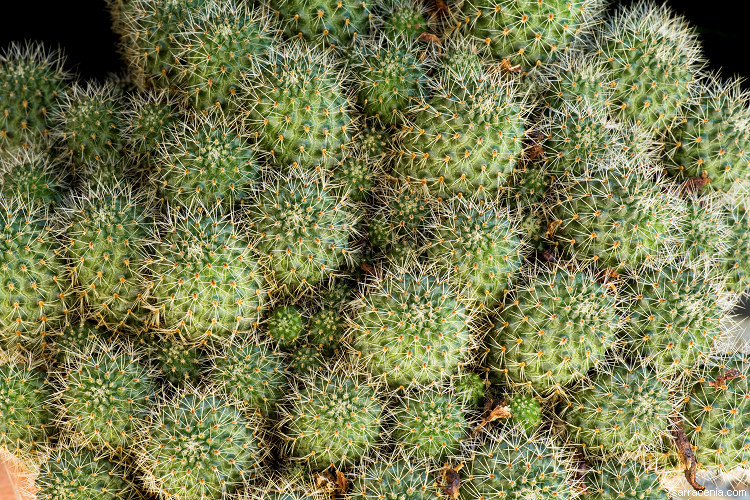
[390,386,469,462]
[141,387,266,500]
[287,343,325,374]
[281,365,382,470]
[665,77,750,194]
[355,119,393,161]
[564,363,674,455]
[246,171,358,294]
[0,362,49,457]
[353,37,428,124]
[724,203,750,296]
[307,306,345,352]
[36,447,138,500]
[586,459,666,500]
[0,149,63,207]
[0,43,68,153]
[368,182,430,259]
[46,321,107,363]
[248,474,327,500]
[153,114,261,208]
[543,53,612,112]
[244,42,353,171]
[425,198,524,309]
[395,74,526,200]
[451,371,485,407]
[624,264,725,376]
[351,266,471,388]
[380,0,429,43]
[123,90,179,175]
[455,0,603,71]
[148,209,267,344]
[675,196,730,270]
[507,392,542,436]
[61,183,151,332]
[333,154,375,202]
[55,340,155,451]
[459,430,573,500]
[686,353,750,472]
[273,0,372,48]
[0,197,69,353]
[350,455,436,500]
[210,341,288,418]
[268,304,305,348]
[551,160,685,273]
[597,1,701,136]
[56,82,128,177]
[318,277,355,309]
[488,267,619,395]
[150,335,204,386]
[181,2,276,114]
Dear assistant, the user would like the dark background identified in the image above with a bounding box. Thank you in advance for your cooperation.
[0,0,747,82]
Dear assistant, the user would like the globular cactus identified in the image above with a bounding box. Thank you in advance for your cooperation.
[280,359,383,471]
[286,343,326,375]
[46,321,107,363]
[585,459,666,500]
[685,352,750,472]
[152,112,261,208]
[179,2,277,114]
[208,339,288,418]
[0,42,69,153]
[563,360,676,456]
[0,359,50,458]
[368,181,431,261]
[142,331,204,387]
[246,169,359,295]
[245,470,327,500]
[664,76,750,195]
[350,262,472,388]
[351,35,429,125]
[723,201,750,296]
[0,196,70,354]
[147,207,268,345]
[122,89,180,176]
[267,304,305,348]
[307,306,346,353]
[389,384,470,462]
[378,0,431,43]
[459,428,575,500]
[395,62,528,200]
[595,0,702,137]
[53,338,155,452]
[59,182,152,332]
[349,452,438,500]
[271,0,373,48]
[139,386,268,500]
[332,152,377,202]
[506,391,542,436]
[424,197,525,309]
[487,264,620,395]
[243,41,354,171]
[35,445,139,500]
[452,0,604,72]
[451,370,485,407]
[0,148,64,207]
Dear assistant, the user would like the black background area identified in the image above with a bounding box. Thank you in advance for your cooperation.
[0,0,748,82]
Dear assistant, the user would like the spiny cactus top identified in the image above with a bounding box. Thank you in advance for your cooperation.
[395,70,528,200]
[307,305,345,352]
[379,0,430,43]
[624,263,726,376]
[352,36,429,125]
[0,148,64,208]
[0,361,49,457]
[152,112,262,208]
[459,429,574,500]
[453,0,604,72]
[596,0,702,137]
[54,339,155,451]
[685,352,750,472]
[140,387,267,500]
[586,459,666,500]
[179,2,277,114]
[271,0,373,48]
[209,340,288,418]
[0,196,69,353]
[59,182,152,332]
[246,170,359,294]
[36,446,139,500]
[564,361,676,455]
[281,362,383,470]
[349,454,437,499]
[46,321,107,363]
[425,198,524,308]
[0,42,69,153]
[488,265,620,395]
[243,41,353,171]
[665,76,750,194]
[122,89,180,174]
[351,264,472,388]
[724,202,750,296]
[368,181,432,261]
[148,208,268,344]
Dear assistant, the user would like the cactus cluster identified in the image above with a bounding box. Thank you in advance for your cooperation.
[2,0,750,498]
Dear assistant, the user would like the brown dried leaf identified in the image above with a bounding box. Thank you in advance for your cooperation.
[419,32,441,45]
[708,368,742,389]
[440,463,462,499]
[670,415,705,492]
[500,59,522,73]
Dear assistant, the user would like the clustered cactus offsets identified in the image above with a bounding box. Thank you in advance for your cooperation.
[2,0,750,498]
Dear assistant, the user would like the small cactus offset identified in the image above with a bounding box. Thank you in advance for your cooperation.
[3,1,750,498]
